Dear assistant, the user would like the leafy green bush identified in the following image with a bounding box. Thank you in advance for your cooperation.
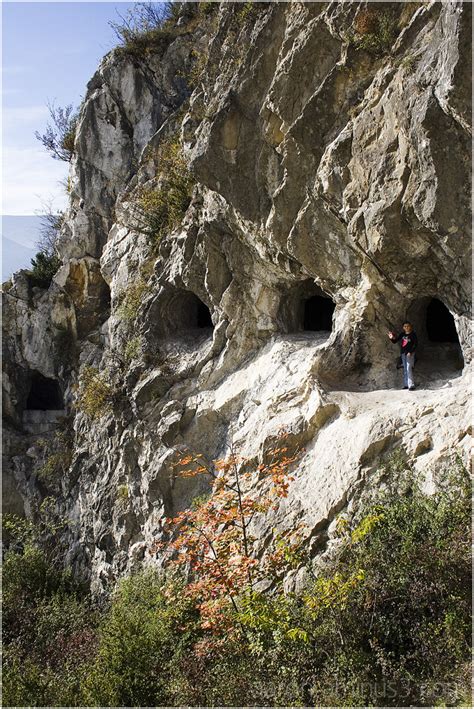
[27,251,61,289]
[3,511,98,708]
[82,571,199,707]
[230,457,472,707]
[124,335,143,362]
[117,278,148,322]
[37,426,74,485]
[131,138,194,246]
[4,455,470,708]
[75,366,115,419]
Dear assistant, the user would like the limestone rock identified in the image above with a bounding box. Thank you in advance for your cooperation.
[2,1,471,590]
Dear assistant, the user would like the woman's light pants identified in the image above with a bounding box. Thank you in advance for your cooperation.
[401,353,415,388]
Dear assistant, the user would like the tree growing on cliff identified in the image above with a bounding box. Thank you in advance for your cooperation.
[155,434,307,649]
[35,101,79,162]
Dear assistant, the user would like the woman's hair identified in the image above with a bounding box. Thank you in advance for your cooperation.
[403,321,413,327]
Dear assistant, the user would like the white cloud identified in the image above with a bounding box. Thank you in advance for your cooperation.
[2,146,68,215]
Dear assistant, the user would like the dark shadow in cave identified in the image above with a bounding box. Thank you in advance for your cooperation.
[26,372,64,410]
[304,295,336,332]
[405,296,464,380]
[156,289,214,337]
[426,298,459,343]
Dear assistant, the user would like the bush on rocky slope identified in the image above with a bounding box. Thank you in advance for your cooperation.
[130,137,194,247]
[3,454,470,707]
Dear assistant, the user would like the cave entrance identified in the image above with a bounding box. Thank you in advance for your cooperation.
[157,289,214,336]
[406,297,464,380]
[26,372,64,410]
[278,279,335,337]
[303,295,336,331]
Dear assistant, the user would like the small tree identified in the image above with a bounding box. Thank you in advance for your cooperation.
[156,434,305,647]
[28,252,62,289]
[35,199,64,257]
[35,101,79,162]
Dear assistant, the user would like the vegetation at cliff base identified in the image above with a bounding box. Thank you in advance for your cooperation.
[3,454,471,707]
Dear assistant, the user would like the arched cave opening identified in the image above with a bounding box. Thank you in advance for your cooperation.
[157,289,214,336]
[278,279,335,336]
[303,295,336,332]
[26,372,64,410]
[405,296,464,378]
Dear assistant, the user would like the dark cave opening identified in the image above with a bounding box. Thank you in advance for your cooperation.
[426,298,459,343]
[405,296,464,376]
[156,289,214,336]
[303,295,335,332]
[278,279,336,336]
[196,299,213,329]
[26,373,64,410]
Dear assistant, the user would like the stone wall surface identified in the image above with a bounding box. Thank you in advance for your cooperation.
[2,1,471,591]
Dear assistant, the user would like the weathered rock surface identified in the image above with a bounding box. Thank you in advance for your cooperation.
[2,1,471,590]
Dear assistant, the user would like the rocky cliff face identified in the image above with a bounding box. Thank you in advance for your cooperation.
[3,1,471,592]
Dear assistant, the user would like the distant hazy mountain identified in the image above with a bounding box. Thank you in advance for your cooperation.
[2,215,42,282]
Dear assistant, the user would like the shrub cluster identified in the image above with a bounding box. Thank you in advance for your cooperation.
[4,454,471,707]
[110,2,199,60]
[131,138,194,247]
[35,102,78,162]
[3,510,98,708]
[123,335,144,363]
[116,279,148,322]
[37,425,74,486]
[75,366,115,419]
[352,7,399,56]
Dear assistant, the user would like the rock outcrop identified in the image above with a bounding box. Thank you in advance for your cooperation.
[3,1,471,591]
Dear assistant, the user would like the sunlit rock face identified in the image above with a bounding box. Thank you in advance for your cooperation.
[3,1,471,591]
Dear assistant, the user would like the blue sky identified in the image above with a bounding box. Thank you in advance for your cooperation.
[2,1,153,215]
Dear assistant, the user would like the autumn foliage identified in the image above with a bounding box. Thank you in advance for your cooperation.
[154,434,305,643]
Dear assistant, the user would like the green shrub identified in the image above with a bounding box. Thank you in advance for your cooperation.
[124,335,143,362]
[27,251,61,289]
[199,0,218,16]
[37,427,74,485]
[116,483,129,504]
[82,571,199,707]
[117,279,148,322]
[75,366,115,419]
[236,0,256,25]
[110,2,195,59]
[3,455,470,708]
[3,536,98,708]
[229,457,472,707]
[352,7,399,56]
[131,138,194,246]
